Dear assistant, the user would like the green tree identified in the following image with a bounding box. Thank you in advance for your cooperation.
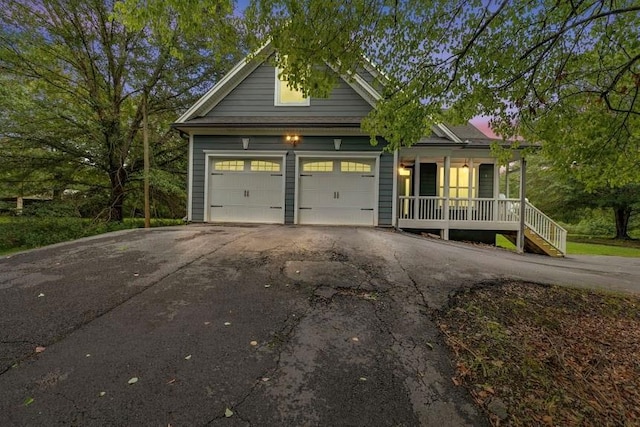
[243,1,639,159]
[525,99,639,239]
[0,0,242,221]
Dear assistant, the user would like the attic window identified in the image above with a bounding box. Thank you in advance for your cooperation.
[275,67,310,106]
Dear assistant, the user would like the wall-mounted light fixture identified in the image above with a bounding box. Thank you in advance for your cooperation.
[334,138,342,151]
[285,135,301,147]
[242,138,250,150]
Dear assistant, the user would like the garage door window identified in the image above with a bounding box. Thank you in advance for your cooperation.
[215,160,245,171]
[303,161,333,172]
[251,160,280,172]
[340,161,372,173]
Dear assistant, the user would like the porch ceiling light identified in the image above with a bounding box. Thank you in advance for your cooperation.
[462,158,469,169]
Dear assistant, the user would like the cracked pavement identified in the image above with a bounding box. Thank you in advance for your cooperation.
[1,225,639,426]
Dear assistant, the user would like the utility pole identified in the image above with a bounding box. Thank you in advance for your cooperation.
[143,91,151,228]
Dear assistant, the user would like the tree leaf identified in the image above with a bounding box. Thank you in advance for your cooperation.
[224,408,234,418]
[128,377,138,385]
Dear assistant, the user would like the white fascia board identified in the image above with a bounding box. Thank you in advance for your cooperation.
[176,42,272,123]
[436,124,463,143]
[326,62,382,107]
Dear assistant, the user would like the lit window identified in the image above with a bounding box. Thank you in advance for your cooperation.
[251,160,280,172]
[439,166,476,198]
[302,161,333,172]
[340,161,372,173]
[275,67,310,106]
[214,160,245,171]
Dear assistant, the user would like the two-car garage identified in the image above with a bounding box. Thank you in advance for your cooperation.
[205,152,379,226]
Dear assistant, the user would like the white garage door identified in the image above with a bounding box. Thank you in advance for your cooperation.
[208,158,284,223]
[298,158,376,225]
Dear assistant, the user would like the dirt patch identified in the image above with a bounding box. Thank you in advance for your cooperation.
[436,281,640,426]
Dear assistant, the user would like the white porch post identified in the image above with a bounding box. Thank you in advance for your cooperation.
[517,157,527,253]
[392,149,398,227]
[413,156,421,220]
[493,160,500,221]
[443,156,450,240]
[467,158,474,220]
[505,162,510,198]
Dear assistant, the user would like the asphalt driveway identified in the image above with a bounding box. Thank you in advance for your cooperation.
[1,225,639,426]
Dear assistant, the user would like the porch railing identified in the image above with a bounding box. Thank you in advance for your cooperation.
[397,196,567,254]
[398,196,520,222]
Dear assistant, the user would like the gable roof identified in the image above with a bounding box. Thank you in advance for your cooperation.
[175,42,383,124]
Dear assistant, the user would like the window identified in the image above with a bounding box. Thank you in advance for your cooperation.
[214,160,245,171]
[302,161,333,172]
[251,160,280,172]
[340,161,372,172]
[439,166,476,198]
[275,67,310,106]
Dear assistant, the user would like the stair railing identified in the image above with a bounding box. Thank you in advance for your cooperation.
[524,201,567,255]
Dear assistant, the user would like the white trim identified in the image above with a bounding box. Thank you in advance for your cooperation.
[293,151,382,226]
[187,134,193,221]
[392,149,398,227]
[436,124,463,143]
[274,67,311,107]
[203,150,287,224]
[293,150,382,158]
[177,127,367,136]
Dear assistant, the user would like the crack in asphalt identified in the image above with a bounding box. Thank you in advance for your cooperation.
[0,229,265,379]
[394,252,430,310]
[205,310,308,427]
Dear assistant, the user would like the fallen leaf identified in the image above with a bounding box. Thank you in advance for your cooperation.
[542,415,553,425]
[133,273,139,277]
[167,378,176,384]
[128,377,138,385]
[250,341,258,346]
[351,337,359,342]
[184,355,192,360]
[264,284,271,288]
[295,270,300,274]
[359,377,367,381]
[38,293,45,298]
[24,397,34,406]
[261,377,270,382]
[224,408,234,418]
[224,322,231,326]
[204,322,211,325]
[35,346,46,353]
[99,391,106,397]
[426,342,434,350]
[86,354,91,357]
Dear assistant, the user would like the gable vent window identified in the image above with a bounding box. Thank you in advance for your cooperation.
[275,67,310,106]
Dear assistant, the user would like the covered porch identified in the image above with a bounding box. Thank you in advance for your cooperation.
[395,146,567,256]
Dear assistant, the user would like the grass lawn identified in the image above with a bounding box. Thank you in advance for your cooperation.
[0,217,183,255]
[437,281,640,426]
[496,234,640,257]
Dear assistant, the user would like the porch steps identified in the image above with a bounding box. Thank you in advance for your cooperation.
[503,227,564,257]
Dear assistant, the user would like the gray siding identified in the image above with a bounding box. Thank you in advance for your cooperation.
[191,135,393,226]
[207,64,373,117]
[378,152,394,226]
